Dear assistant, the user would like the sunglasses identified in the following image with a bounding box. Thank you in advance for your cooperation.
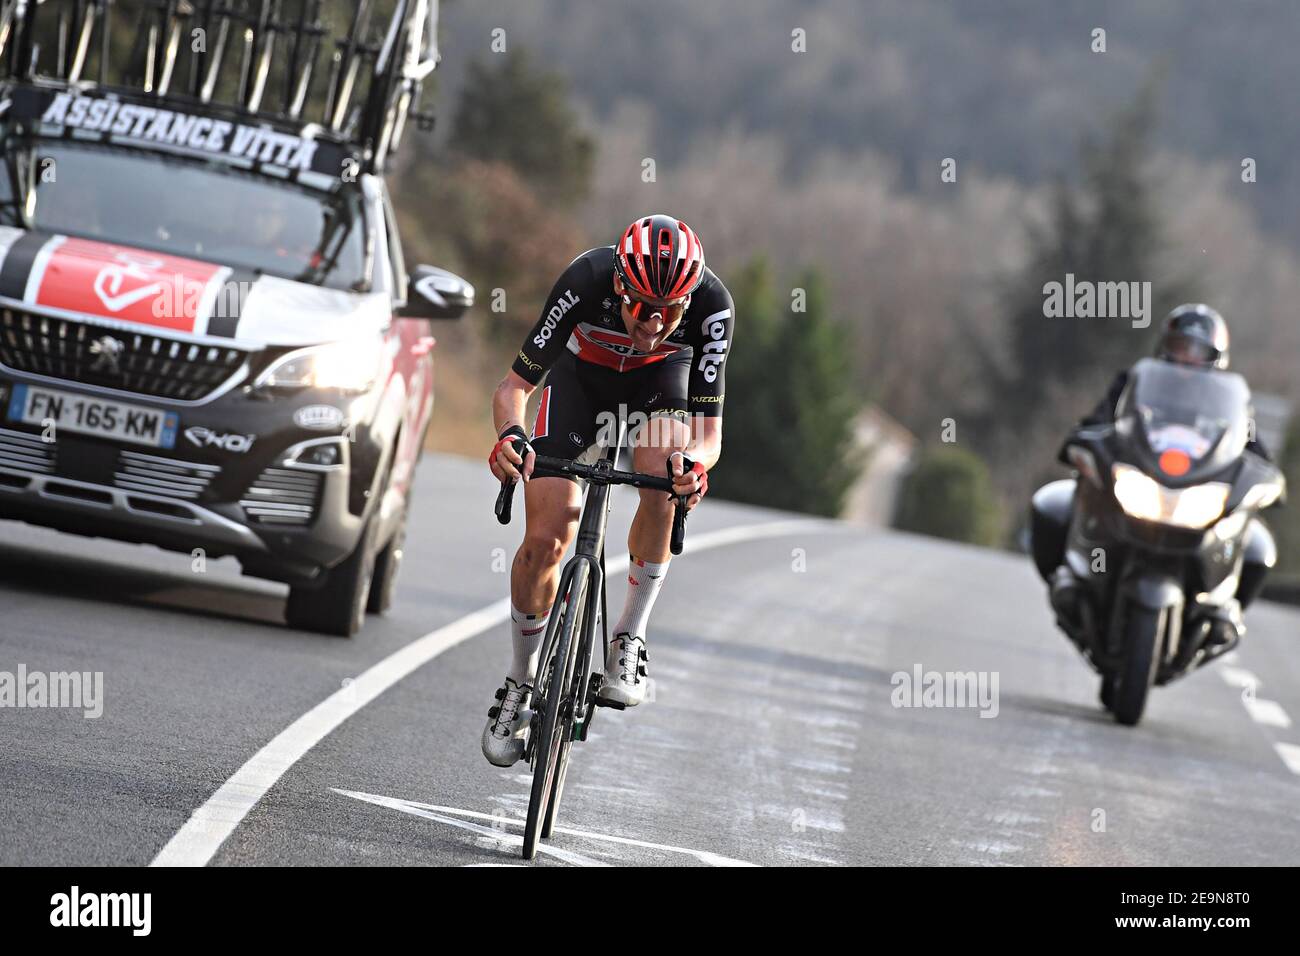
[619,287,691,323]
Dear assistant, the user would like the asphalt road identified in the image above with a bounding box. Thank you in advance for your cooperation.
[1,454,1297,866]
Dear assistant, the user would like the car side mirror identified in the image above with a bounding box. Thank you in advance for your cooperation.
[400,265,474,320]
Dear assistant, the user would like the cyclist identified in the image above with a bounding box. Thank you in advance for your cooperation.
[482,215,734,766]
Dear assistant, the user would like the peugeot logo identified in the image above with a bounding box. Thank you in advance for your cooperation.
[88,336,125,375]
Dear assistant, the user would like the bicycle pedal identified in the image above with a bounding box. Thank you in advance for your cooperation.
[594,695,626,711]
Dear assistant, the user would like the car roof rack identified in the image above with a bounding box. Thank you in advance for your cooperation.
[0,0,439,175]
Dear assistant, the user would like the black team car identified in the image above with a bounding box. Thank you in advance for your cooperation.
[0,0,472,635]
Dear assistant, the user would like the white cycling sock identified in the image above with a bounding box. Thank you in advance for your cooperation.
[508,604,549,686]
[613,555,670,640]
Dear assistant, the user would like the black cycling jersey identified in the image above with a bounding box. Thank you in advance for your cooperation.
[511,247,734,418]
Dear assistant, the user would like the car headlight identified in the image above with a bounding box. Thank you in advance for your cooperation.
[1112,464,1229,529]
[255,339,384,392]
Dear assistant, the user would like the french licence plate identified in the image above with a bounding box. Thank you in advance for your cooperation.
[6,384,178,449]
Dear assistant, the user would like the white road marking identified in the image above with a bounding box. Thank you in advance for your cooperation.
[336,789,608,866]
[1218,666,1258,690]
[1217,662,1298,767]
[151,518,831,867]
[333,789,757,866]
[1274,743,1300,776]
[1243,697,1292,729]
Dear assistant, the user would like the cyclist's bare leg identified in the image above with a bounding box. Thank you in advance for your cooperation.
[598,416,689,706]
[628,415,690,562]
[514,476,582,614]
[483,476,580,766]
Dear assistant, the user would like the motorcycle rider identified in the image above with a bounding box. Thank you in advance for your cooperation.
[1043,303,1277,633]
[1067,303,1272,461]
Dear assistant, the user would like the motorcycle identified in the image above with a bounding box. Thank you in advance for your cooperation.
[1029,358,1285,726]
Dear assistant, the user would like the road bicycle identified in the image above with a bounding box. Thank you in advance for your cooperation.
[495,441,688,860]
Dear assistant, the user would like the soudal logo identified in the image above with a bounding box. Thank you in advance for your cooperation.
[531,290,580,348]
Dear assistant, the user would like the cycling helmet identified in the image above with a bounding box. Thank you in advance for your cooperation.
[1156,303,1230,370]
[613,214,705,305]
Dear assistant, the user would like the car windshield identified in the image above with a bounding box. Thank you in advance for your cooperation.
[0,139,368,291]
[1118,357,1252,471]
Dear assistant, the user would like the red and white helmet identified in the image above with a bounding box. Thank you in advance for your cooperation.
[613,214,706,305]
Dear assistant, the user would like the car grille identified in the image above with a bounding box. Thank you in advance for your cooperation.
[113,450,221,501]
[0,308,248,402]
[240,466,322,526]
[0,426,56,481]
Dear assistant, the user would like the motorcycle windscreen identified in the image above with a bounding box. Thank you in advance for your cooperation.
[1116,358,1252,481]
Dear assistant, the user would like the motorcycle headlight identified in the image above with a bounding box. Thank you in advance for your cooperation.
[1211,509,1249,542]
[1240,482,1283,512]
[255,339,384,392]
[1112,464,1229,529]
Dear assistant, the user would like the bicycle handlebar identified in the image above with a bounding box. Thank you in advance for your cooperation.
[494,454,691,554]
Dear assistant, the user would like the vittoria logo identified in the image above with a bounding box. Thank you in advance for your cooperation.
[40,91,321,171]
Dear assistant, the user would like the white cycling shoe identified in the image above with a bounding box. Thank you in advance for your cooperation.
[481,677,533,767]
[597,634,649,708]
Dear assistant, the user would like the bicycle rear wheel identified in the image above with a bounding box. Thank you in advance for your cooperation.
[522,561,589,859]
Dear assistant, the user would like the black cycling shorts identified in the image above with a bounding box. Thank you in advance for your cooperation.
[529,350,690,473]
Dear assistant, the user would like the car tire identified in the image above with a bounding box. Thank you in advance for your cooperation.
[285,517,378,637]
[367,502,408,616]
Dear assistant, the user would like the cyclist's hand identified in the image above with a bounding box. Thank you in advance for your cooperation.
[670,452,707,510]
[490,426,535,482]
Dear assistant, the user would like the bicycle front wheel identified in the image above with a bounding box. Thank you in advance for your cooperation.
[522,561,589,860]
[542,570,593,839]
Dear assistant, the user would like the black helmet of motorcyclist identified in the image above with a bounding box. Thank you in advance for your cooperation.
[1156,303,1229,370]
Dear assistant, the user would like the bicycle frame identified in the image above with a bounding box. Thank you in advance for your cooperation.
[536,454,616,743]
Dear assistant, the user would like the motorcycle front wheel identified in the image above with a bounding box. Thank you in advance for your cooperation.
[1112,605,1166,727]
